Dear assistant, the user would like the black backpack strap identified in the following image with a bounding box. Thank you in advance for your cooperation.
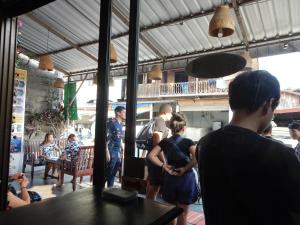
[168,136,190,163]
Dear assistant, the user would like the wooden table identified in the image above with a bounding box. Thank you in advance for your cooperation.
[0,188,183,225]
[44,157,60,179]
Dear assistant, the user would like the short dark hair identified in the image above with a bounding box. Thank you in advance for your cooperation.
[114,106,125,115]
[170,112,187,134]
[229,70,280,112]
[68,133,76,140]
[288,122,300,130]
[159,103,172,114]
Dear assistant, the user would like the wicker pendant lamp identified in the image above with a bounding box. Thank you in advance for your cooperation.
[148,65,162,80]
[53,78,64,89]
[39,55,54,71]
[39,30,54,71]
[110,43,118,63]
[209,5,235,38]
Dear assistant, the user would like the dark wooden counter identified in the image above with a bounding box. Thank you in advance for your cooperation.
[0,188,183,225]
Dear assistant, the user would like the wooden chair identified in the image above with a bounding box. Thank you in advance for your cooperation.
[22,139,66,180]
[59,146,94,191]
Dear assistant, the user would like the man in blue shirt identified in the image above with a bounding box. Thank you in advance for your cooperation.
[106,106,126,187]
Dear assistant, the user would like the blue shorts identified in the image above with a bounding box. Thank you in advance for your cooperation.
[162,170,199,205]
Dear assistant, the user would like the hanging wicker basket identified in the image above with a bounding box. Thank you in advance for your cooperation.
[148,65,162,80]
[53,78,64,89]
[110,44,118,63]
[209,5,235,38]
[39,55,54,71]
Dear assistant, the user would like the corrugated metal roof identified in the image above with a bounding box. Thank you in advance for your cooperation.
[17,0,300,76]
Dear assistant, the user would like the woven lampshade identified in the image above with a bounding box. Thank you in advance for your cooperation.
[53,78,64,89]
[39,55,54,71]
[209,5,235,38]
[110,44,118,63]
[148,65,162,80]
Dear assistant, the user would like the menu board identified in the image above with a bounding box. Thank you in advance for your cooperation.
[9,69,27,175]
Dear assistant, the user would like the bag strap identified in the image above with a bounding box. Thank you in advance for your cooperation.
[168,136,190,163]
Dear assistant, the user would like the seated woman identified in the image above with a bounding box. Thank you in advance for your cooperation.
[57,134,80,186]
[148,112,198,225]
[61,134,80,161]
[7,173,30,209]
[39,133,60,179]
[39,133,59,162]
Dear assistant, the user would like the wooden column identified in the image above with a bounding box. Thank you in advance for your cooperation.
[125,0,141,158]
[93,0,112,189]
[0,17,17,211]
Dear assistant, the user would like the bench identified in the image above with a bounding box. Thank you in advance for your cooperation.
[22,139,67,179]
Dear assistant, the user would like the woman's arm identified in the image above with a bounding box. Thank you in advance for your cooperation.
[148,145,174,175]
[148,145,164,167]
[7,191,30,208]
[8,174,30,209]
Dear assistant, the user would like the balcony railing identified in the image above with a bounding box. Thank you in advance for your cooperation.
[137,80,228,98]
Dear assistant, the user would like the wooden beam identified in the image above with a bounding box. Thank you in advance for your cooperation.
[232,0,250,48]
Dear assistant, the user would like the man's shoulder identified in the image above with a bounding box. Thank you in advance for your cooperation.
[153,116,166,128]
[154,116,164,123]
[108,117,117,123]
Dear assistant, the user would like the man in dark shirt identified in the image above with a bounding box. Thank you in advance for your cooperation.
[197,70,300,225]
[288,122,300,161]
[146,103,172,200]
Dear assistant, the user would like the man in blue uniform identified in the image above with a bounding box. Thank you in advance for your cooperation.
[106,106,126,187]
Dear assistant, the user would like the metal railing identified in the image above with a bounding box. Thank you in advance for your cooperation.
[137,80,228,98]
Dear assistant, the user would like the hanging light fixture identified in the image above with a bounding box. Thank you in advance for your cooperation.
[53,78,64,89]
[39,55,54,71]
[39,30,54,71]
[148,65,162,80]
[110,43,118,63]
[185,53,246,78]
[209,5,235,38]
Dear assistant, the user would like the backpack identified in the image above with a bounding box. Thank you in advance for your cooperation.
[136,119,155,150]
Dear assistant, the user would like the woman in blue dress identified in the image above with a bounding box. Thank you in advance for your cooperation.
[148,112,198,225]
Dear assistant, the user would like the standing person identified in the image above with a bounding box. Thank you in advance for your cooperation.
[106,106,126,187]
[146,103,173,200]
[262,123,283,144]
[198,70,300,225]
[288,121,300,160]
[148,113,198,225]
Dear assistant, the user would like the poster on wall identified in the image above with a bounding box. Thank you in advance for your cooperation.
[9,69,27,175]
